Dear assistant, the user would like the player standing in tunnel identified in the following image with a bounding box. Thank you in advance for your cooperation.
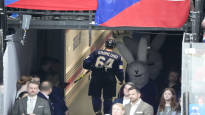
[83,38,124,115]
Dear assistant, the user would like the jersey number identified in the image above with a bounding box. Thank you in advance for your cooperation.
[95,56,114,68]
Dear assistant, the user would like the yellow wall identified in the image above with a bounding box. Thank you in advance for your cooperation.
[65,30,110,74]
[64,30,112,105]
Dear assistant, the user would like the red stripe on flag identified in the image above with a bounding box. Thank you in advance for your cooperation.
[102,0,190,28]
[6,0,97,11]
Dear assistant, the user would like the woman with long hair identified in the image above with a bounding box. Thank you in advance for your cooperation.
[16,75,32,98]
[157,88,178,115]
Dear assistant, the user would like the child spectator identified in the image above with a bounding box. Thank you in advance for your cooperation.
[112,103,125,115]
[157,88,178,115]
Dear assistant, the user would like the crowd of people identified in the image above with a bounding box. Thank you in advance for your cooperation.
[11,38,182,115]
[12,57,69,115]
[11,38,183,115]
[110,72,181,115]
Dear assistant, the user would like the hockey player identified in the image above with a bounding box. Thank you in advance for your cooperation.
[83,38,124,115]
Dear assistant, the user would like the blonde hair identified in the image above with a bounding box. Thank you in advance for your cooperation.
[112,103,125,111]
[17,75,32,85]
[16,75,32,90]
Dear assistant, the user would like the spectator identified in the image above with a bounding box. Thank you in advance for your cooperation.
[47,73,69,115]
[113,82,135,105]
[37,57,53,81]
[49,89,69,115]
[112,103,125,115]
[38,81,55,115]
[124,86,154,115]
[32,75,41,83]
[163,69,181,100]
[168,70,181,98]
[45,72,60,88]
[16,75,32,98]
[83,39,124,115]
[50,58,61,74]
[12,80,51,115]
[157,88,178,115]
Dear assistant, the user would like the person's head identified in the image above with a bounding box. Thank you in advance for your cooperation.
[159,88,177,111]
[128,86,141,103]
[45,72,60,87]
[17,75,32,85]
[40,57,53,72]
[168,70,179,83]
[50,58,61,73]
[164,88,176,102]
[112,103,125,115]
[39,81,52,95]
[27,80,40,97]
[123,82,135,97]
[105,39,116,50]
[32,75,40,83]
[17,75,32,90]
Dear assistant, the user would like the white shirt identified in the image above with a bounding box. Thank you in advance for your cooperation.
[130,99,141,115]
[27,95,37,114]
[123,97,130,106]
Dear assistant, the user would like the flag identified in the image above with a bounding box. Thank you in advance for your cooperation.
[5,0,19,6]
[5,0,97,11]
[95,0,190,28]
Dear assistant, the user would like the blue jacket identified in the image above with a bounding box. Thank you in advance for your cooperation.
[49,87,68,115]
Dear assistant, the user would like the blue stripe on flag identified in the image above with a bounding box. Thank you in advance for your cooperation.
[5,0,19,6]
[95,0,140,25]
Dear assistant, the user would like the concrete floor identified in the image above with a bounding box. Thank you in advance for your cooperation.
[69,78,121,115]
[69,80,95,115]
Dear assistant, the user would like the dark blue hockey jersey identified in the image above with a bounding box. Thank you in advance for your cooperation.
[83,49,124,83]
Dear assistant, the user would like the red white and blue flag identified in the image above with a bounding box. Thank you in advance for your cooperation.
[95,0,190,28]
[5,0,190,28]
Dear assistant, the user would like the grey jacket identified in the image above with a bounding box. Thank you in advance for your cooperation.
[12,96,51,115]
[124,100,154,115]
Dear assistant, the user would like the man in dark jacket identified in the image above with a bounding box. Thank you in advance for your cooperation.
[38,81,55,115]
[83,38,124,115]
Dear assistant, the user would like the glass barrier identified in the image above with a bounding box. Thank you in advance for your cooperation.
[182,42,205,115]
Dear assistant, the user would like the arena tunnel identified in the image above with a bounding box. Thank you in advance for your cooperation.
[3,28,184,115]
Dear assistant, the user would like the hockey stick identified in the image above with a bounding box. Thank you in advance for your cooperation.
[74,70,90,83]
